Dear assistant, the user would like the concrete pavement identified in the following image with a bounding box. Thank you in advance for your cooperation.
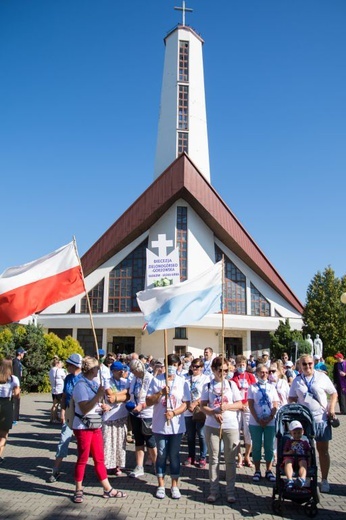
[0,393,345,520]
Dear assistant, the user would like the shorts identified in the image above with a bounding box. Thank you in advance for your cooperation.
[315,421,332,442]
[52,393,63,402]
[283,456,308,467]
[130,413,156,449]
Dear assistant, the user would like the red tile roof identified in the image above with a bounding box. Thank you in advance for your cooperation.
[81,153,303,314]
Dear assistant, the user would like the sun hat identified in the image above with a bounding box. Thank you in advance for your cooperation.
[289,420,303,431]
[66,353,82,368]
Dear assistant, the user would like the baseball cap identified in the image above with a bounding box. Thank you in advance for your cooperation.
[285,360,293,367]
[289,420,303,431]
[334,353,344,360]
[313,354,321,360]
[98,349,106,356]
[262,351,269,356]
[110,361,126,372]
[16,347,27,355]
[66,353,82,368]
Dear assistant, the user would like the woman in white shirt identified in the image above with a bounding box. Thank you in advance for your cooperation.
[146,354,190,500]
[0,358,20,463]
[71,356,128,503]
[248,363,279,483]
[48,358,66,423]
[200,356,242,504]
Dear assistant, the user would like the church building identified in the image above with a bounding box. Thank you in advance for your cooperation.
[38,5,303,359]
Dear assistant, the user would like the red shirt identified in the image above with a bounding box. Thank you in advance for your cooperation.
[233,371,256,403]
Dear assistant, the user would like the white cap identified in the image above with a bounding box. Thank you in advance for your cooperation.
[289,420,303,431]
[313,354,320,360]
[262,351,269,356]
[285,360,293,367]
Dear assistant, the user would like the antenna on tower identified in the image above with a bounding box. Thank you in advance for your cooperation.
[174,1,193,27]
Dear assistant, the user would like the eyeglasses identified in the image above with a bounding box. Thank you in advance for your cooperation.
[302,362,313,367]
[217,369,229,374]
[192,365,201,369]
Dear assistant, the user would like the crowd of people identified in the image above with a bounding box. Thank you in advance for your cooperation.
[0,345,343,503]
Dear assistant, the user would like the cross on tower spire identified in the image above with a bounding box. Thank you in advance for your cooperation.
[174,1,193,27]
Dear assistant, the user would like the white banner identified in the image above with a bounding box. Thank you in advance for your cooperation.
[146,248,180,287]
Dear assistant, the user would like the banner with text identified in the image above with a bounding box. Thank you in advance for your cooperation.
[146,248,180,287]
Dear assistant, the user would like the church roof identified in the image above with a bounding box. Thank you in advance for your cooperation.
[81,153,304,314]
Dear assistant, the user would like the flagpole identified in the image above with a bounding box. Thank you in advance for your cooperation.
[72,237,100,360]
[220,255,225,440]
[164,328,170,425]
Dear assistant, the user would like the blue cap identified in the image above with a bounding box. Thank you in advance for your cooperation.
[98,349,106,356]
[110,361,126,372]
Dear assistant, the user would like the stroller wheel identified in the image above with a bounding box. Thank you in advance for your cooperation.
[272,499,283,514]
[304,502,318,517]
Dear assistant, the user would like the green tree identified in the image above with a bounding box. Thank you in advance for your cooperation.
[269,318,307,360]
[303,267,346,358]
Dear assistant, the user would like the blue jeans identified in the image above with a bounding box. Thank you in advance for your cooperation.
[154,433,183,479]
[55,422,73,459]
[185,416,207,459]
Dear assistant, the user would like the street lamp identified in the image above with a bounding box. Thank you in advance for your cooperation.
[341,293,346,304]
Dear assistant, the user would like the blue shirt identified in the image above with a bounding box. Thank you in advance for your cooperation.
[63,373,82,407]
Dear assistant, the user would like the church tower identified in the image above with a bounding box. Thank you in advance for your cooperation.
[154,3,210,182]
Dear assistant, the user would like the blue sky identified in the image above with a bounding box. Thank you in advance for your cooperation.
[1,0,345,305]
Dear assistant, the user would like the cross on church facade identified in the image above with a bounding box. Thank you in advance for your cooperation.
[151,234,173,258]
[174,1,193,26]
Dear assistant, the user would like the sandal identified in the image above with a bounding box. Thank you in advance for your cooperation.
[252,471,262,482]
[243,460,254,468]
[73,490,84,503]
[103,488,127,499]
[265,470,276,482]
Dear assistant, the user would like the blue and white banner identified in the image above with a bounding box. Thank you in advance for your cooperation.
[136,261,222,334]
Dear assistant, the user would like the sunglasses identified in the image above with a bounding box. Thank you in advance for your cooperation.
[217,369,229,373]
[302,362,313,367]
[192,365,201,369]
[269,370,276,373]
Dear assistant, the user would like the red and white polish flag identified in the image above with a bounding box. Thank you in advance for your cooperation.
[0,241,85,325]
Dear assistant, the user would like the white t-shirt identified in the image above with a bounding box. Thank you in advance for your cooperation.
[72,377,103,430]
[103,376,130,422]
[147,374,190,435]
[201,379,242,429]
[0,375,20,398]
[271,378,290,408]
[129,372,155,419]
[248,382,279,426]
[185,374,210,418]
[49,367,66,394]
[288,370,337,422]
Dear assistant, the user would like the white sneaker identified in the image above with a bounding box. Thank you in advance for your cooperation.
[320,479,330,493]
[171,486,181,499]
[129,465,144,478]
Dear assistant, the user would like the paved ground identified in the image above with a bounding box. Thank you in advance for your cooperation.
[0,393,345,520]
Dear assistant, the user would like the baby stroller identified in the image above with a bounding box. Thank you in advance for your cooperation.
[272,404,319,517]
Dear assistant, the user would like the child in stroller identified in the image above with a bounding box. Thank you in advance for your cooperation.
[283,420,311,489]
[272,404,319,517]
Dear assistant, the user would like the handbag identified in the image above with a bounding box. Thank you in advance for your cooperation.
[328,417,340,428]
[141,417,153,436]
[75,412,102,429]
[192,404,206,423]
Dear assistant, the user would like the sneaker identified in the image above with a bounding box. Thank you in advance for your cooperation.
[198,458,206,469]
[294,477,305,488]
[285,479,294,490]
[156,486,166,499]
[129,465,144,478]
[47,472,61,483]
[171,486,181,499]
[183,457,194,466]
[320,479,330,493]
